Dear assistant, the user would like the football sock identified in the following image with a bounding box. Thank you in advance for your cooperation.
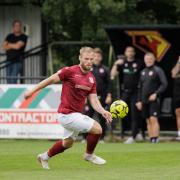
[48,140,67,157]
[86,133,101,154]
[178,131,180,137]
[150,137,158,143]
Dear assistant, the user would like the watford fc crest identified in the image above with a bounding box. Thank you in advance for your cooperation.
[125,31,171,62]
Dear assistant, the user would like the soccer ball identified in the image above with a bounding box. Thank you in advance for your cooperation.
[110,100,129,119]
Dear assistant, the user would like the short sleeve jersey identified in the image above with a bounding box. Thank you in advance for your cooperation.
[5,33,27,60]
[58,65,96,114]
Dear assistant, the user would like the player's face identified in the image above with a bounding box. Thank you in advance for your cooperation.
[125,47,135,59]
[93,53,102,65]
[13,22,22,34]
[79,52,94,71]
[144,54,155,67]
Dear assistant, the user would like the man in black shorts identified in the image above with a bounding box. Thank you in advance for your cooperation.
[2,20,27,84]
[171,56,180,140]
[136,52,167,143]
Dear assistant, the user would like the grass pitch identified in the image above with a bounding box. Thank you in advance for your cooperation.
[0,140,180,180]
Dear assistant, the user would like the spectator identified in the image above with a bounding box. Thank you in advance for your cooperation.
[111,46,144,144]
[83,48,112,143]
[171,56,180,140]
[136,52,167,143]
[2,20,27,84]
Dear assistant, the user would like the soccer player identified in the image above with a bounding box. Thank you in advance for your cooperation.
[136,52,167,143]
[24,47,112,169]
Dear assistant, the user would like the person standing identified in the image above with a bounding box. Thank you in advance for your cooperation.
[2,20,27,84]
[83,48,112,143]
[24,47,112,169]
[136,52,167,143]
[111,46,144,144]
[171,56,180,140]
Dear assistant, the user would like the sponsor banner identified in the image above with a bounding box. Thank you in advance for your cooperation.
[0,85,63,139]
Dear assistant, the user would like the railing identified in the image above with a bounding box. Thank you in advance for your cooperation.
[0,44,48,84]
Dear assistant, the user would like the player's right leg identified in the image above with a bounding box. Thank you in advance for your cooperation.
[84,121,107,165]
[38,137,74,169]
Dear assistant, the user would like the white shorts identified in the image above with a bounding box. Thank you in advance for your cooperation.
[57,112,95,140]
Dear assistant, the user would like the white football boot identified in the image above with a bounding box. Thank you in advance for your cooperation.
[124,137,135,144]
[37,154,50,169]
[83,153,106,165]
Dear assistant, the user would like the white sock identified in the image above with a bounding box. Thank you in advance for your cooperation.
[178,131,180,137]
[41,152,50,161]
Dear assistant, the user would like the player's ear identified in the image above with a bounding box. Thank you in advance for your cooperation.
[79,55,81,62]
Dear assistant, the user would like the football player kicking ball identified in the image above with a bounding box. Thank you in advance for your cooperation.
[24,47,112,169]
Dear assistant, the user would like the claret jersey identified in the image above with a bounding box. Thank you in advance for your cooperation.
[58,65,96,114]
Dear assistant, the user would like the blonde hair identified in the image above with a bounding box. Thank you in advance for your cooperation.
[94,47,102,55]
[79,47,94,56]
[145,52,156,58]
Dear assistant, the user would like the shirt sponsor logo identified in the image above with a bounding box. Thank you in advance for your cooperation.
[75,85,91,91]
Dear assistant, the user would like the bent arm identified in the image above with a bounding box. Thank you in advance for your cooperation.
[88,94,106,114]
[2,41,25,50]
[110,63,119,80]
[25,73,60,99]
[155,69,168,95]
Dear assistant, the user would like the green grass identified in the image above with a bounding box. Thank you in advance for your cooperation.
[0,140,180,180]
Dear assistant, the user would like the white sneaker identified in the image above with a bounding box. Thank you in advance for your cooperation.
[81,139,86,143]
[136,134,144,141]
[37,154,50,169]
[83,153,106,165]
[99,140,105,144]
[175,136,180,141]
[124,137,135,144]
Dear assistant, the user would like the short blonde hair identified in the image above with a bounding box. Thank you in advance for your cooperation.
[145,52,156,59]
[94,47,102,55]
[79,47,94,56]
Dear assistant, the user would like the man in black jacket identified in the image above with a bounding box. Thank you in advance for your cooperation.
[111,46,144,144]
[136,52,168,143]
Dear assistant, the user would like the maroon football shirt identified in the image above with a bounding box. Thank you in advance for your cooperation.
[58,65,96,114]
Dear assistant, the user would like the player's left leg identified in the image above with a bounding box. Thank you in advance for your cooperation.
[149,116,160,143]
[38,137,74,169]
[149,101,160,143]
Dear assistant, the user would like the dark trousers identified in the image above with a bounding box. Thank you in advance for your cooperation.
[6,61,23,84]
[121,90,144,138]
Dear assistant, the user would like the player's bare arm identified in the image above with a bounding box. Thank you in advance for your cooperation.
[24,73,60,99]
[88,94,112,123]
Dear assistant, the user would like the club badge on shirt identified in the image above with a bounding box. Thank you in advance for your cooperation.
[132,63,137,68]
[99,68,105,73]
[89,77,94,83]
[149,71,154,76]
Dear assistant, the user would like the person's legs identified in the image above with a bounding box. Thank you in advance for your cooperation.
[130,93,139,139]
[175,108,180,137]
[82,103,95,142]
[84,121,106,165]
[121,92,130,138]
[38,137,74,169]
[149,116,159,143]
[6,61,22,84]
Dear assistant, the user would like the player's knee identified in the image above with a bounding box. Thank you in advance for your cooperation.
[91,122,102,134]
[63,138,74,148]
